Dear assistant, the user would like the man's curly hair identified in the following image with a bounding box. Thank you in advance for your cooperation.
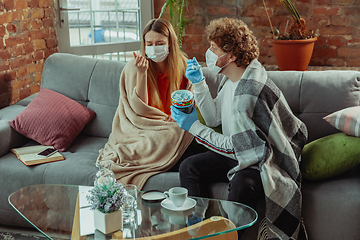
[205,18,259,67]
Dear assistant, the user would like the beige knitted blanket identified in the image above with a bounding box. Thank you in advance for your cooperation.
[98,60,193,189]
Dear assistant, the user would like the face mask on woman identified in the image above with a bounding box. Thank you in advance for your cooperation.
[145,45,169,62]
[205,48,230,75]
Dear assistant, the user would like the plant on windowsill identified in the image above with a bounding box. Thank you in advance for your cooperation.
[262,0,318,71]
[87,176,131,234]
[159,0,194,48]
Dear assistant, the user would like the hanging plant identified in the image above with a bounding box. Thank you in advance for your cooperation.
[159,0,193,47]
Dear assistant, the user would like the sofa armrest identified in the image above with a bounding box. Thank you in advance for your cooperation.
[0,103,33,158]
[0,120,30,157]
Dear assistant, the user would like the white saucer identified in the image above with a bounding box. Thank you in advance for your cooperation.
[141,190,165,203]
[161,198,196,211]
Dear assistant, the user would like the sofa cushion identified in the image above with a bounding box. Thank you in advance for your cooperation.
[301,164,360,240]
[323,106,360,137]
[84,59,125,138]
[142,172,180,192]
[40,53,98,102]
[67,135,109,154]
[269,70,360,143]
[300,132,360,180]
[9,88,96,151]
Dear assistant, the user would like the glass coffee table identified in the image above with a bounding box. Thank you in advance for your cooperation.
[8,184,257,240]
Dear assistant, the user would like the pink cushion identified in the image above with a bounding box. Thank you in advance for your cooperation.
[9,88,96,151]
[323,106,360,137]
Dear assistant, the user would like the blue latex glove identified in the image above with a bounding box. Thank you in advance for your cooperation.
[171,105,198,132]
[186,57,204,84]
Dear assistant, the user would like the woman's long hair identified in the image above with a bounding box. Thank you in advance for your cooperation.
[140,18,187,110]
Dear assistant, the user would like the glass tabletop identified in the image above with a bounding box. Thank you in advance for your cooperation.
[8,184,257,240]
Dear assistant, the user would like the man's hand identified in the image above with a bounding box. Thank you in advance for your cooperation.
[186,57,204,84]
[171,105,198,131]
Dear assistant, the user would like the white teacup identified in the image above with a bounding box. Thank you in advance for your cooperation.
[164,187,188,207]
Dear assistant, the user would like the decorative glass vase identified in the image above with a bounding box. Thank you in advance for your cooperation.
[94,159,116,186]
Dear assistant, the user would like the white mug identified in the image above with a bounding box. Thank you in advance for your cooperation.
[164,187,188,207]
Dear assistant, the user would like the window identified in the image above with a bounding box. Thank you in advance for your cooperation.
[56,0,153,61]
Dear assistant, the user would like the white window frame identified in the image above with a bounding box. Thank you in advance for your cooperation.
[55,0,153,56]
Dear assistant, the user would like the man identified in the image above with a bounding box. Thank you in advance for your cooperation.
[171,18,308,239]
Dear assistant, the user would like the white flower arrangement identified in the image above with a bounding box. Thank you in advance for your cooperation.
[86,176,131,214]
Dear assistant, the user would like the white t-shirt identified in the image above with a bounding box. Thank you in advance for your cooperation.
[189,78,237,160]
[217,80,238,136]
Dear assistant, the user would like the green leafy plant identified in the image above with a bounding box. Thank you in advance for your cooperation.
[159,0,193,47]
[262,0,317,40]
[86,177,131,214]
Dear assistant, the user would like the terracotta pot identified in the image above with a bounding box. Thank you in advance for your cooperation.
[272,37,317,71]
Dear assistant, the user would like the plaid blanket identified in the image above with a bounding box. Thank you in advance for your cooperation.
[229,59,308,239]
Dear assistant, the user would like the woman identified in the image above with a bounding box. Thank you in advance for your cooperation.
[133,18,189,115]
[97,18,203,189]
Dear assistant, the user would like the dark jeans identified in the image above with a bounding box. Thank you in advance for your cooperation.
[168,138,208,172]
[179,150,265,239]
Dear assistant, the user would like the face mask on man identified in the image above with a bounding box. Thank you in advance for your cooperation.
[205,48,230,75]
[145,45,169,62]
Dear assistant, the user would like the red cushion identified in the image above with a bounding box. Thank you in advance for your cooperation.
[9,88,96,151]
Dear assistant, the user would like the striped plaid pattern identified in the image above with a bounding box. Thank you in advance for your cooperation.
[194,135,235,154]
[324,106,360,137]
[229,60,308,239]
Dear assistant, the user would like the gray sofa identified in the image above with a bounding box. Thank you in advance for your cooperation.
[0,53,359,239]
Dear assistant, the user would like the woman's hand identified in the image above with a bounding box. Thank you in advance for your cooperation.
[133,52,149,74]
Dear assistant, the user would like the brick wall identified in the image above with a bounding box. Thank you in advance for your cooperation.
[154,0,360,67]
[0,0,58,109]
[1,0,358,109]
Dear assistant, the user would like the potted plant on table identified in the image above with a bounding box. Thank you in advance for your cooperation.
[262,0,318,71]
[87,176,132,234]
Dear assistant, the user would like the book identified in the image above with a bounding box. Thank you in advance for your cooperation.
[11,145,65,166]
